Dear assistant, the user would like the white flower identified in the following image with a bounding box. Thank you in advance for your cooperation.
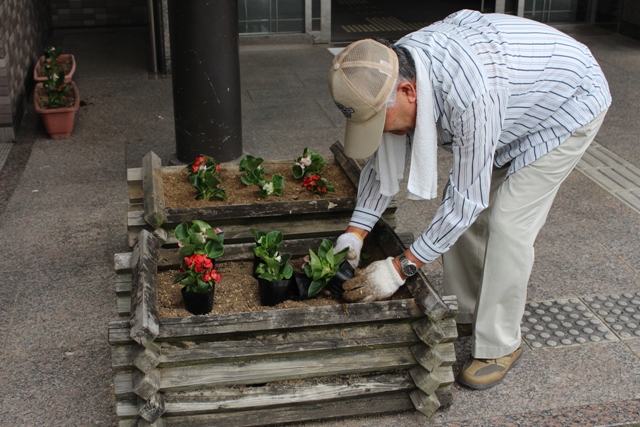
[199,164,207,171]
[177,241,184,248]
[300,157,312,167]
[274,251,281,262]
[262,182,274,194]
[200,232,206,243]
[53,73,59,80]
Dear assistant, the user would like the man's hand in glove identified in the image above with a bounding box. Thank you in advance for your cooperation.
[333,231,364,269]
[342,257,405,303]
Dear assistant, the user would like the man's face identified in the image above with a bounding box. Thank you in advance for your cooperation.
[382,81,417,136]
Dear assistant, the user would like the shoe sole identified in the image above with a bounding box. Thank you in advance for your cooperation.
[457,348,524,390]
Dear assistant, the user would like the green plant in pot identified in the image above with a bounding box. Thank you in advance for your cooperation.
[292,148,335,196]
[239,155,285,197]
[250,228,296,306]
[173,220,224,315]
[187,155,227,201]
[33,71,81,139]
[298,240,350,298]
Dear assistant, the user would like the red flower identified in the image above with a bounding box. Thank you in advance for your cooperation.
[215,164,221,172]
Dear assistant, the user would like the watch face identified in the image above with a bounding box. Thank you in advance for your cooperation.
[403,263,418,276]
[400,255,418,276]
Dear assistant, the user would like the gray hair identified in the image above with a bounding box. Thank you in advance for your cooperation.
[375,39,416,108]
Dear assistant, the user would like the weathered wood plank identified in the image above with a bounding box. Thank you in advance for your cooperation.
[132,369,161,400]
[372,220,448,321]
[115,347,416,396]
[160,347,415,391]
[142,151,167,229]
[132,342,161,373]
[159,392,413,427]
[409,389,440,418]
[130,230,160,347]
[110,319,132,342]
[408,365,455,396]
[135,418,166,427]
[115,252,133,274]
[441,294,460,318]
[111,322,418,371]
[330,141,363,187]
[157,300,423,340]
[412,317,457,347]
[138,393,165,423]
[116,373,414,416]
[410,342,456,372]
[166,198,356,224]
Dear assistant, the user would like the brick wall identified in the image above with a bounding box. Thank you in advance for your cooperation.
[0,0,51,142]
[50,0,148,28]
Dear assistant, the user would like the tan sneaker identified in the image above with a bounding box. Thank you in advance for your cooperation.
[458,347,523,390]
[456,323,473,337]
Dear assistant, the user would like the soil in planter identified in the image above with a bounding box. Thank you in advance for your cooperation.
[157,245,413,318]
[163,163,357,208]
[35,85,77,110]
[36,57,74,79]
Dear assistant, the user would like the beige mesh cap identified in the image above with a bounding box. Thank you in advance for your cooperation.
[328,39,399,159]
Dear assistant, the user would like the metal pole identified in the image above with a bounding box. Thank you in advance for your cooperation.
[168,0,243,164]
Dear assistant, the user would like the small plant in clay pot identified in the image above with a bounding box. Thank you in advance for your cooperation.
[33,71,80,139]
[187,155,227,201]
[292,148,335,196]
[173,220,224,315]
[239,155,285,197]
[296,239,350,298]
[34,45,76,83]
[250,228,296,306]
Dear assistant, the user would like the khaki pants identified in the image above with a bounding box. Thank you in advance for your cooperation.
[443,109,608,359]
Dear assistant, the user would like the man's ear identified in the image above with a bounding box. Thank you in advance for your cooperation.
[397,80,417,104]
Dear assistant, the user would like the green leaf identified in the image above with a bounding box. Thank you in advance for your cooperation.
[192,220,211,232]
[318,240,333,259]
[174,222,189,240]
[250,228,266,243]
[240,175,254,186]
[179,244,197,257]
[205,240,224,259]
[282,264,293,279]
[291,165,304,179]
[307,280,325,297]
[309,250,322,271]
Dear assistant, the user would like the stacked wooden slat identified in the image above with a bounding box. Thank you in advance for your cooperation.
[109,222,459,426]
[126,142,397,249]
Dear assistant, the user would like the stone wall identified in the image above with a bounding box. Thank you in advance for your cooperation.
[0,0,51,142]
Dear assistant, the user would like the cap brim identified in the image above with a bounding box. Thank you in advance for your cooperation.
[343,105,387,159]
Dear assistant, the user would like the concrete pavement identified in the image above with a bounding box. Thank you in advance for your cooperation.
[0,23,639,426]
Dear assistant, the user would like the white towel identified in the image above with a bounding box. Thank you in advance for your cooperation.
[374,46,438,200]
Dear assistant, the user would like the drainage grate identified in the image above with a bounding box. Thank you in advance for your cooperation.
[521,298,618,349]
[583,293,640,340]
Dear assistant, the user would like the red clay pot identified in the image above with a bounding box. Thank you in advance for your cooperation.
[34,82,80,139]
[34,54,76,83]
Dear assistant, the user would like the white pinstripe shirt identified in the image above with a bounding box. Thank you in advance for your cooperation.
[350,10,612,264]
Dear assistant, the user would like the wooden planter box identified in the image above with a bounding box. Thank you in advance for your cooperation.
[109,221,459,426]
[126,142,396,248]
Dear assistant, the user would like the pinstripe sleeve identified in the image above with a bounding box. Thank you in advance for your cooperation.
[411,90,508,263]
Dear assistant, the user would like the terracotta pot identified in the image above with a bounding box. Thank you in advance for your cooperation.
[34,54,76,83]
[34,82,80,139]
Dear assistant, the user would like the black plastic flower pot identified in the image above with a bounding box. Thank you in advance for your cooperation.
[293,272,312,300]
[258,277,296,307]
[325,260,355,295]
[181,286,215,315]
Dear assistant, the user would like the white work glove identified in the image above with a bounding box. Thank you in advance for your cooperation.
[342,257,405,303]
[334,232,363,269]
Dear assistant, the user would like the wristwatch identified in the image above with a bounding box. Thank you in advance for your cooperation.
[397,254,418,277]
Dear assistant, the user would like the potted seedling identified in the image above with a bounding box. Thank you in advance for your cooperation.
[295,239,352,298]
[292,148,335,196]
[34,45,76,83]
[173,220,224,315]
[187,155,227,201]
[251,228,296,306]
[239,154,285,196]
[33,71,80,139]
